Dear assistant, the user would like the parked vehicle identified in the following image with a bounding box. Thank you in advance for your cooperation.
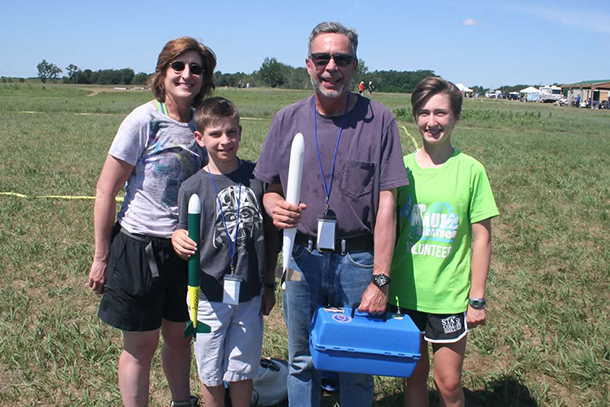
[540,86,562,103]
[486,90,503,99]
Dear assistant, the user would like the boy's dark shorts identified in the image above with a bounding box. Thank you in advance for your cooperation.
[98,224,189,332]
[387,304,468,344]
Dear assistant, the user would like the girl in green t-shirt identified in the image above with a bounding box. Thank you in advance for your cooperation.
[388,77,498,407]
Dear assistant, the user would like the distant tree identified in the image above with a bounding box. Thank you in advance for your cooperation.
[259,57,286,88]
[499,84,531,94]
[284,67,311,89]
[133,72,151,85]
[76,69,93,84]
[65,64,79,84]
[37,60,62,83]
[471,85,488,95]
[120,68,135,85]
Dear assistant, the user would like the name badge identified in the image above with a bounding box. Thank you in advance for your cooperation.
[317,216,337,252]
[223,275,242,305]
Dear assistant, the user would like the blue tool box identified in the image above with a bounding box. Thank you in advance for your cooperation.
[309,306,421,378]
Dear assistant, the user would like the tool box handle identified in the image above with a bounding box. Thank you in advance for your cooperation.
[350,303,388,322]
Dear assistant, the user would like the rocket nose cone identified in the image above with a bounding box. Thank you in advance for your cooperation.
[293,133,304,152]
[188,194,201,214]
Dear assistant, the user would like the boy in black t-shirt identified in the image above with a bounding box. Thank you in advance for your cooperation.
[172,97,277,407]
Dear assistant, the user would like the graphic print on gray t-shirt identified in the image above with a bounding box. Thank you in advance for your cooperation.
[213,184,263,249]
[177,160,267,302]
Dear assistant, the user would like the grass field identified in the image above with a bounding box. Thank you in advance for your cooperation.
[0,83,609,407]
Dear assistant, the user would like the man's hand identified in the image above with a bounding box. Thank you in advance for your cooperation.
[466,306,486,328]
[171,229,197,261]
[260,289,276,316]
[88,259,107,295]
[357,284,388,315]
[271,199,307,229]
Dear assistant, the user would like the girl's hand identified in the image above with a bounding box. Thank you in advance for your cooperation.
[466,305,486,328]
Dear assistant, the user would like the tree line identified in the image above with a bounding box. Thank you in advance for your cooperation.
[217,57,437,94]
[35,58,548,95]
[36,60,151,85]
[36,57,437,93]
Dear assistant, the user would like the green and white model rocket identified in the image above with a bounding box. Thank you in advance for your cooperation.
[184,194,211,338]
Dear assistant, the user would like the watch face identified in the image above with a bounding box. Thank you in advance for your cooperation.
[469,298,486,309]
[373,274,390,287]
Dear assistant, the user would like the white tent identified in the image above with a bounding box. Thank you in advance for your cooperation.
[456,83,473,93]
[519,86,540,93]
[520,86,541,102]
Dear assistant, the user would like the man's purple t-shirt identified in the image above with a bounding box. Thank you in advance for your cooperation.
[254,94,409,238]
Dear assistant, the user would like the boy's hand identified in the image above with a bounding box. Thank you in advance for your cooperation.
[271,199,307,229]
[171,229,197,261]
[261,289,276,316]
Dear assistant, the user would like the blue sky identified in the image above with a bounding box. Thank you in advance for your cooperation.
[2,0,609,88]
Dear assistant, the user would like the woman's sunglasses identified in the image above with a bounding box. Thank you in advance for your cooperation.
[309,53,354,68]
[170,61,204,75]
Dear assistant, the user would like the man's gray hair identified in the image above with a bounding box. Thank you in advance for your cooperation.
[308,21,358,59]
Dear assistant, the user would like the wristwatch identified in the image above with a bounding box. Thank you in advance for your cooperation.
[371,274,392,288]
[468,298,486,310]
[264,282,277,291]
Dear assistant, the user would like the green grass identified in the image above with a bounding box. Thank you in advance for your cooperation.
[1,85,609,406]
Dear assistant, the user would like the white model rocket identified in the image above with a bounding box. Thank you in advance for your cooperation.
[282,133,305,287]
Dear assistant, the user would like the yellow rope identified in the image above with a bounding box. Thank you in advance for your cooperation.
[401,126,419,150]
[0,192,124,202]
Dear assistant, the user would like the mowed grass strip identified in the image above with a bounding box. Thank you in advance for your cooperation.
[1,84,609,406]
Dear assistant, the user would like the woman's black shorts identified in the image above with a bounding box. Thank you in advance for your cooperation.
[98,225,189,331]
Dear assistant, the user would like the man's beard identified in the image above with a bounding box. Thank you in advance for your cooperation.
[311,74,352,98]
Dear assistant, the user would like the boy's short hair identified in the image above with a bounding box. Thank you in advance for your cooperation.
[194,97,240,132]
[411,77,462,120]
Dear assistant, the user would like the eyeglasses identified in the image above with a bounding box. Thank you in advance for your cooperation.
[309,52,354,68]
[170,61,204,75]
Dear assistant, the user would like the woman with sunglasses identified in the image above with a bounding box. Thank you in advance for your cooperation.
[88,37,216,407]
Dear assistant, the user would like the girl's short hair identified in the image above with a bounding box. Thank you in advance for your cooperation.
[150,36,216,107]
[411,77,462,120]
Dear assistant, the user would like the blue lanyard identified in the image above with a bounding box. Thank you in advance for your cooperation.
[313,93,350,212]
[208,161,242,273]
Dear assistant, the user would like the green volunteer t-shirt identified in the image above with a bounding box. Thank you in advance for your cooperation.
[388,149,499,314]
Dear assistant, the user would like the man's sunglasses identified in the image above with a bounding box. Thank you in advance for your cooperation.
[170,61,204,75]
[309,53,354,68]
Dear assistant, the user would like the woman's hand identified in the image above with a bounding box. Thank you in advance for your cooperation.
[88,259,107,294]
[171,229,197,260]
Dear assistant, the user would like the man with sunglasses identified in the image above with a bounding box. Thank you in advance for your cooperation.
[255,21,408,407]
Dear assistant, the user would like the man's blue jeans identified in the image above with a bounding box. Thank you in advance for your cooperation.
[283,245,375,407]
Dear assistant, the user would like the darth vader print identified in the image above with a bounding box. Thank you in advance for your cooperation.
[213,185,263,248]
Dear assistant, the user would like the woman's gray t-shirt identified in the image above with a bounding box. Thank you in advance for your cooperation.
[109,101,206,238]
